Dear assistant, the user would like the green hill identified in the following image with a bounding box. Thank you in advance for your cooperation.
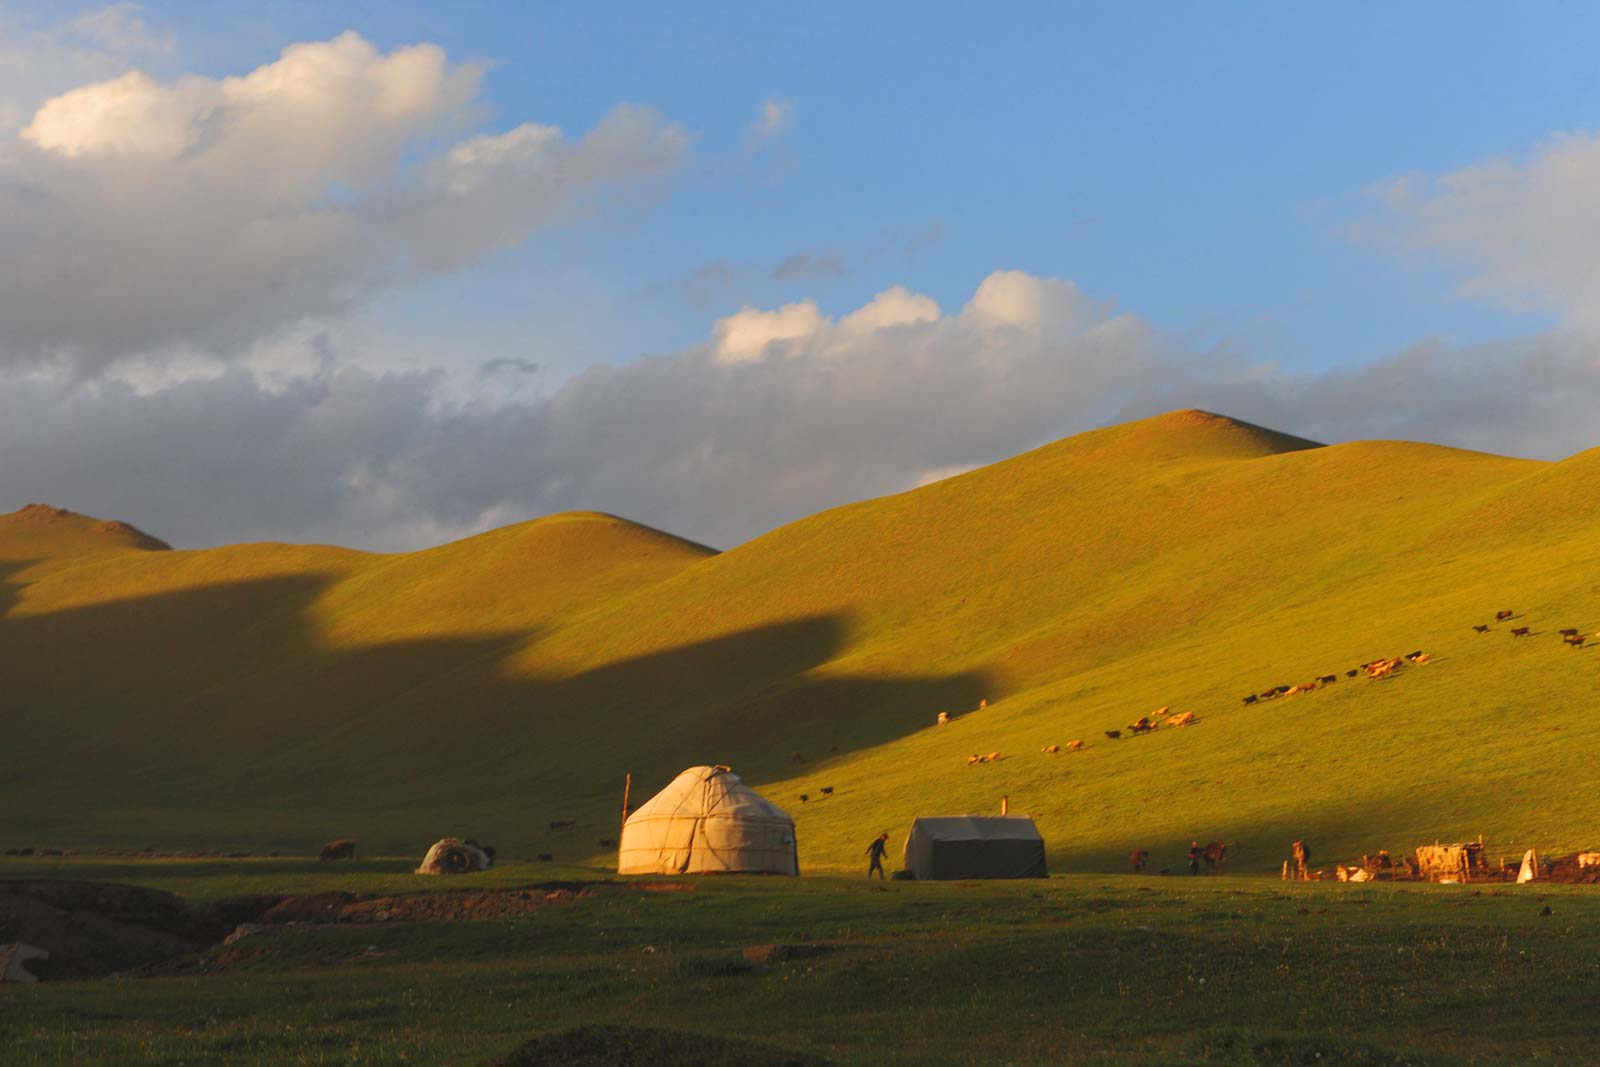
[3,411,1597,874]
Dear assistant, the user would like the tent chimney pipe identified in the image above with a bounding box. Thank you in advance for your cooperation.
[1001,795,1009,815]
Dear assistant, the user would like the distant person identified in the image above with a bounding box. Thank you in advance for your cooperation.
[1187,841,1201,876]
[866,833,890,879]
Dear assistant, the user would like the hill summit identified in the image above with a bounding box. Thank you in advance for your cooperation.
[0,503,172,554]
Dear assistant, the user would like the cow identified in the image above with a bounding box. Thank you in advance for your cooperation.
[1273,685,1292,696]
[1511,627,1531,637]
[1404,650,1424,661]
[1065,739,1084,752]
[1412,653,1433,664]
[1128,716,1157,733]
[1317,675,1337,685]
[820,786,835,796]
[1242,694,1258,705]
[1496,610,1515,621]
[1042,744,1061,754]
[1105,730,1122,741]
[319,839,359,862]
[1165,711,1196,728]
[1201,840,1228,873]
[1131,849,1148,874]
[936,712,950,725]
[1565,634,1586,648]
[1559,628,1579,637]
[799,793,810,803]
[1472,624,1490,634]
[1291,840,1311,881]
[968,754,983,765]
[1345,669,1359,678]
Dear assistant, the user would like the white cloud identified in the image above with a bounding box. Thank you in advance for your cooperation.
[0,3,174,136]
[0,31,684,374]
[753,97,792,138]
[839,286,941,335]
[712,300,827,363]
[1368,131,1600,330]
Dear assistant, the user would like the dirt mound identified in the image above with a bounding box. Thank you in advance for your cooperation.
[487,1025,835,1067]
[267,885,592,925]
[0,881,220,980]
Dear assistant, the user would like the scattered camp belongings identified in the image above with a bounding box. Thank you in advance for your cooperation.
[415,837,495,875]
[901,815,1047,880]
[617,765,798,876]
[1415,840,1489,883]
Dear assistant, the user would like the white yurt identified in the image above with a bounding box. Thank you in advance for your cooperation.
[617,765,798,876]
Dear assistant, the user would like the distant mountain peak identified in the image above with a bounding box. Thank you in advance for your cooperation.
[1,503,171,552]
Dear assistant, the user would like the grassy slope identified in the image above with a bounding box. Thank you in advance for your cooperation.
[3,410,1598,872]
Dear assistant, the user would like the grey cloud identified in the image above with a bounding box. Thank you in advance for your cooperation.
[9,275,1598,555]
[479,358,542,377]
[770,249,846,282]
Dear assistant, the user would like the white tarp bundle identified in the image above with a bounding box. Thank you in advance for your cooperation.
[617,765,798,876]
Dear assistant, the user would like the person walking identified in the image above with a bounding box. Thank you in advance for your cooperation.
[866,833,890,879]
[1187,841,1201,876]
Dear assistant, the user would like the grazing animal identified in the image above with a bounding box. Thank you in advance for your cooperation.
[1511,627,1531,637]
[1128,716,1156,733]
[1565,634,1586,648]
[1292,840,1311,881]
[1258,690,1277,700]
[549,819,577,831]
[978,699,987,709]
[1273,685,1291,696]
[1496,610,1514,621]
[1412,653,1433,664]
[1066,739,1084,751]
[1317,675,1337,685]
[319,839,359,862]
[1242,694,1258,705]
[1201,840,1228,873]
[1131,849,1148,874]
[1105,730,1122,740]
[1042,744,1061,754]
[967,754,984,765]
[1165,711,1196,727]
[1345,669,1359,678]
[1559,628,1579,637]
[820,786,834,796]
[1404,651,1424,661]
[1472,624,1490,633]
[936,712,950,725]
[799,793,810,803]
[536,853,554,862]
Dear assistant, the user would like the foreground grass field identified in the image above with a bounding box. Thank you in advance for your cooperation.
[4,857,1600,1066]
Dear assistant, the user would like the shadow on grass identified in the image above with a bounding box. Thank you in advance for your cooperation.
[0,572,990,851]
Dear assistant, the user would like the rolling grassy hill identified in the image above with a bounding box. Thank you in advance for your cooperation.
[3,410,1598,873]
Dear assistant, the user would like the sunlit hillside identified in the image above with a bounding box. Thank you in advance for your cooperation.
[4,411,1598,874]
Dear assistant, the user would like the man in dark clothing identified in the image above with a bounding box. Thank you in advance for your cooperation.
[1187,841,1201,876]
[866,833,890,879]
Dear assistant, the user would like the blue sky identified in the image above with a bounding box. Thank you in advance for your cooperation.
[3,2,1599,548]
[122,0,1580,370]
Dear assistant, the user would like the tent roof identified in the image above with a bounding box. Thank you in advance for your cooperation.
[629,765,792,824]
[908,815,1043,841]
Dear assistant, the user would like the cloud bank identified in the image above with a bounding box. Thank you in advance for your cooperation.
[0,31,684,373]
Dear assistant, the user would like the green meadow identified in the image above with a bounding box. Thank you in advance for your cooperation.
[5,856,1600,1065]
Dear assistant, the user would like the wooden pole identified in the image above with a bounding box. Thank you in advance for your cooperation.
[620,773,632,844]
[1000,795,1008,815]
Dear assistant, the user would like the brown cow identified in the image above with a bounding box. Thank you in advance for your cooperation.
[1065,739,1085,752]
[1042,744,1061,755]
[1131,849,1148,874]
[319,839,359,862]
[1201,840,1228,873]
[1496,610,1514,621]
[1511,626,1531,637]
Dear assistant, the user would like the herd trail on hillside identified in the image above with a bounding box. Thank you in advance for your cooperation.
[3,409,1598,873]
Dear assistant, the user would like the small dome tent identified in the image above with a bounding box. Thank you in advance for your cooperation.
[903,815,1047,880]
[618,765,799,876]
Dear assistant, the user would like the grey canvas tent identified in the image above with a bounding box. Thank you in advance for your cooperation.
[617,765,798,876]
[902,815,1047,879]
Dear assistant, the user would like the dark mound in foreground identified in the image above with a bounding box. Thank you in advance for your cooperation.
[0,880,219,979]
[488,1024,835,1067]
